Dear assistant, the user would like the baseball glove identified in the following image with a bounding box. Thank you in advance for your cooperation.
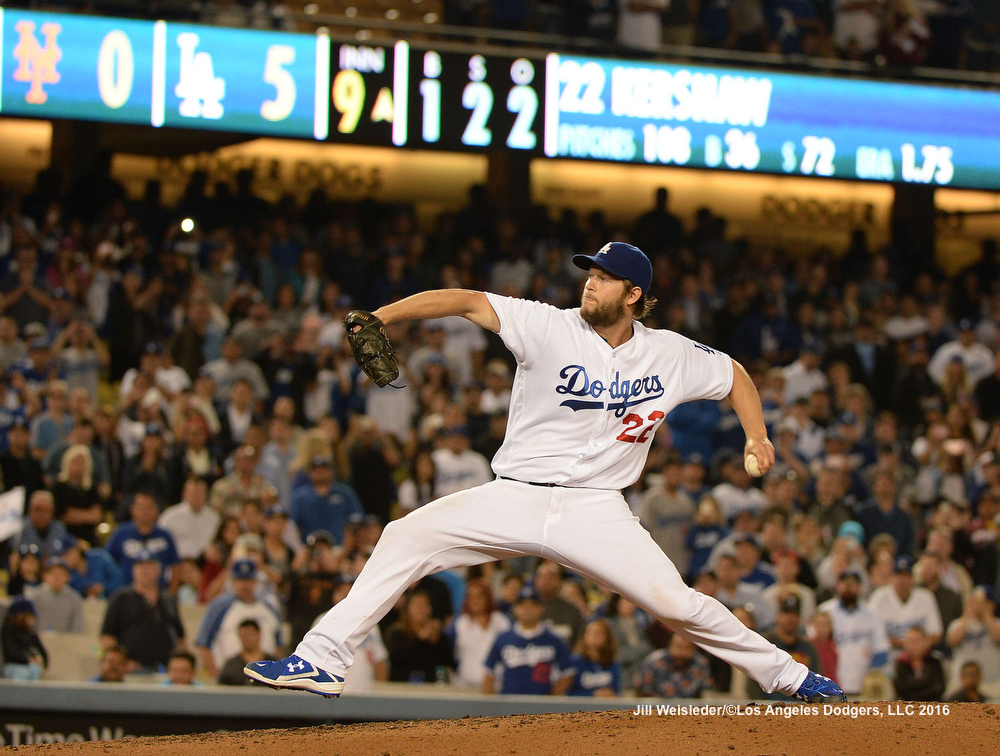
[344,309,400,388]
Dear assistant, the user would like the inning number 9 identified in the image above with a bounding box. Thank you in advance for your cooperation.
[333,69,365,134]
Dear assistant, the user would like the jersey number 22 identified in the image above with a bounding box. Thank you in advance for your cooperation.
[616,411,665,444]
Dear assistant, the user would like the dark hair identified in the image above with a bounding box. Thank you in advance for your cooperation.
[169,650,197,668]
[573,618,617,666]
[103,642,129,660]
[239,618,261,631]
[462,578,496,616]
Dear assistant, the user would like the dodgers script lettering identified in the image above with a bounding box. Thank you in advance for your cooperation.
[555,365,664,417]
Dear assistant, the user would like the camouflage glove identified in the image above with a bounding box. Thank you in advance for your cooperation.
[344,309,400,388]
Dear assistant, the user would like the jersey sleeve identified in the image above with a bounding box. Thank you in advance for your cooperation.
[610,661,622,693]
[871,617,891,666]
[484,635,504,673]
[672,334,735,404]
[484,293,560,368]
[162,532,180,567]
[195,597,229,649]
[552,633,576,680]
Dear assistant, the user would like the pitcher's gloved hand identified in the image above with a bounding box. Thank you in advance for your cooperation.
[344,310,400,388]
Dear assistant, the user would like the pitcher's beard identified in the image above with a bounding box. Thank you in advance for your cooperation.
[581,294,627,328]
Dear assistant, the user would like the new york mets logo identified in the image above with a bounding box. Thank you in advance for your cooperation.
[555,365,664,417]
[12,20,62,105]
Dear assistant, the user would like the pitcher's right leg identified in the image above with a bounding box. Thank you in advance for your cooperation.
[245,480,548,695]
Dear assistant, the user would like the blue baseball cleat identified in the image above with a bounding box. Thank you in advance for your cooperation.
[792,670,847,703]
[244,654,345,697]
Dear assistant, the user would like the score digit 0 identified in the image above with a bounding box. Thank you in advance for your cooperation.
[97,30,135,110]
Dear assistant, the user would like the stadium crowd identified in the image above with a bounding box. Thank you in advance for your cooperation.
[6,1,1000,74]
[0,162,999,702]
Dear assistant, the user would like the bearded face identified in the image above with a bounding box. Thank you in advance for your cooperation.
[580,281,629,328]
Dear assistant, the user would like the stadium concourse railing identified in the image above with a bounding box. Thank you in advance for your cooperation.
[281,7,1000,90]
[48,1,1000,89]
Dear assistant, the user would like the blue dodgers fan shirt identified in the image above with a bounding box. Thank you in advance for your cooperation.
[567,654,621,696]
[484,625,574,695]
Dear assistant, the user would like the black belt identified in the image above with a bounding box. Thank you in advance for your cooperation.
[498,475,562,488]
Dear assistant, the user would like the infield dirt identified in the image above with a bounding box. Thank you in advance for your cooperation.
[9,702,999,755]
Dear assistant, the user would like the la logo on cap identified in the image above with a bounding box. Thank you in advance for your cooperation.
[597,243,611,256]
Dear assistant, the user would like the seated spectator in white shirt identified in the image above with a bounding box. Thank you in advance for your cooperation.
[158,476,221,561]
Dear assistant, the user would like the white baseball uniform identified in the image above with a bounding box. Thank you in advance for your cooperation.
[297,294,809,694]
[817,597,890,695]
[867,585,943,646]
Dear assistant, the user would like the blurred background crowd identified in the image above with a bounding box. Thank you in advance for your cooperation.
[2,0,997,74]
[0,154,998,702]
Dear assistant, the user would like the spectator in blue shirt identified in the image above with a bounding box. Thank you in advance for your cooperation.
[685,497,730,581]
[29,379,74,459]
[856,470,915,557]
[104,490,180,578]
[52,535,125,599]
[289,456,363,546]
[568,618,621,696]
[483,586,575,695]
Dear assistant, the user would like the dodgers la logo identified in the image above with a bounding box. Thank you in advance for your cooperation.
[175,32,225,119]
[12,20,62,105]
[555,365,664,417]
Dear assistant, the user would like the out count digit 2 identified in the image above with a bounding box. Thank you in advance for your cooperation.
[616,411,665,443]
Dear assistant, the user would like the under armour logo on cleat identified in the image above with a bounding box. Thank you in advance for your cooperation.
[287,660,305,672]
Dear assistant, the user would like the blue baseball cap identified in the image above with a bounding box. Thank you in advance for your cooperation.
[231,558,257,580]
[8,596,36,615]
[516,584,542,604]
[894,555,915,574]
[51,535,78,555]
[46,555,70,571]
[837,568,864,582]
[572,242,652,295]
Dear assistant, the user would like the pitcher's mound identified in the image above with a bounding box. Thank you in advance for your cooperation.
[14,702,1000,755]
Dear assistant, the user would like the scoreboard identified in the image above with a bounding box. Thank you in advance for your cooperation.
[0,9,329,139]
[4,8,1000,190]
[542,53,1000,189]
[326,41,541,153]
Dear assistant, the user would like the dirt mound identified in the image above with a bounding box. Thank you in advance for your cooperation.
[16,702,1000,755]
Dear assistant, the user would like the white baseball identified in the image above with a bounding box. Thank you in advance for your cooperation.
[744,454,762,477]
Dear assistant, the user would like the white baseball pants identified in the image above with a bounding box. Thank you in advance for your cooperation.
[297,479,809,694]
